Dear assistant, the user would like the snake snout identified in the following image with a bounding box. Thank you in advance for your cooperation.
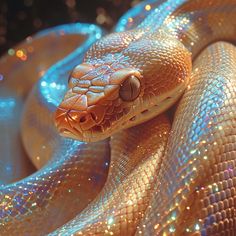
[68,109,98,129]
[55,106,99,140]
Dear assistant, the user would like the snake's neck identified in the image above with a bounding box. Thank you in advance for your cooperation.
[140,0,236,58]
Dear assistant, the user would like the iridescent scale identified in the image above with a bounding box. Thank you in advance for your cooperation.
[0,1,236,236]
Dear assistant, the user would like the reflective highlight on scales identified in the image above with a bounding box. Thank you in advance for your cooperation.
[0,0,236,235]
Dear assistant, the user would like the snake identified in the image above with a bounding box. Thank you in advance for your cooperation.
[0,0,236,235]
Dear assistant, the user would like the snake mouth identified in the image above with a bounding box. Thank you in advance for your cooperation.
[118,82,187,130]
[58,127,79,139]
[54,107,98,141]
[55,81,187,142]
[55,108,82,139]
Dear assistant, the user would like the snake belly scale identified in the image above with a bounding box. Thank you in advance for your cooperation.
[0,0,236,235]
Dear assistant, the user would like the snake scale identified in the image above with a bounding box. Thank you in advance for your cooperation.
[0,0,236,235]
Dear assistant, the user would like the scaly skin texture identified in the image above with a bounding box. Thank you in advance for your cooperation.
[51,42,236,236]
[51,114,170,235]
[137,42,236,236]
[55,0,236,143]
[53,0,236,235]
[1,0,236,235]
[0,24,110,235]
[55,31,190,141]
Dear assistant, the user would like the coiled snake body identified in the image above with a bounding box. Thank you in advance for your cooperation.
[0,0,236,235]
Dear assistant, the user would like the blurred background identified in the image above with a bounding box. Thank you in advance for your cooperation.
[0,0,143,56]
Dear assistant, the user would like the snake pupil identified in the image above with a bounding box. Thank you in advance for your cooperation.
[119,75,141,101]
[80,116,86,123]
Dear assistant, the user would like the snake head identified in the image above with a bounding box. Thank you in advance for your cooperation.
[55,31,192,142]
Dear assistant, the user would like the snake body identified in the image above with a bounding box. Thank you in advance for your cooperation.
[0,0,236,235]
[0,25,110,235]
[138,42,236,235]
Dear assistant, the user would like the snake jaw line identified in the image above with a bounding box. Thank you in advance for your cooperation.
[122,81,187,129]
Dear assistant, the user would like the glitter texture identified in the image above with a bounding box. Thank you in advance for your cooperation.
[0,0,236,235]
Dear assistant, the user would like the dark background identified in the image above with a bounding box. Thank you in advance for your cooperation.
[0,0,141,56]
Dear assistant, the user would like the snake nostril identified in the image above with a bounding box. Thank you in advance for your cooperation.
[80,116,87,123]
[79,112,97,124]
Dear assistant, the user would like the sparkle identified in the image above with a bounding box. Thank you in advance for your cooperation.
[96,33,101,39]
[27,46,34,53]
[145,4,151,11]
[41,81,47,87]
[16,49,27,61]
[50,82,57,88]
[8,49,15,56]
[127,199,133,205]
[171,211,176,220]
[194,223,200,231]
[154,224,159,230]
[190,149,197,154]
[128,17,133,23]
[16,50,24,58]
[107,217,114,225]
[169,225,175,232]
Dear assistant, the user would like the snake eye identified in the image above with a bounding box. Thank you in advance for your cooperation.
[119,75,141,101]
